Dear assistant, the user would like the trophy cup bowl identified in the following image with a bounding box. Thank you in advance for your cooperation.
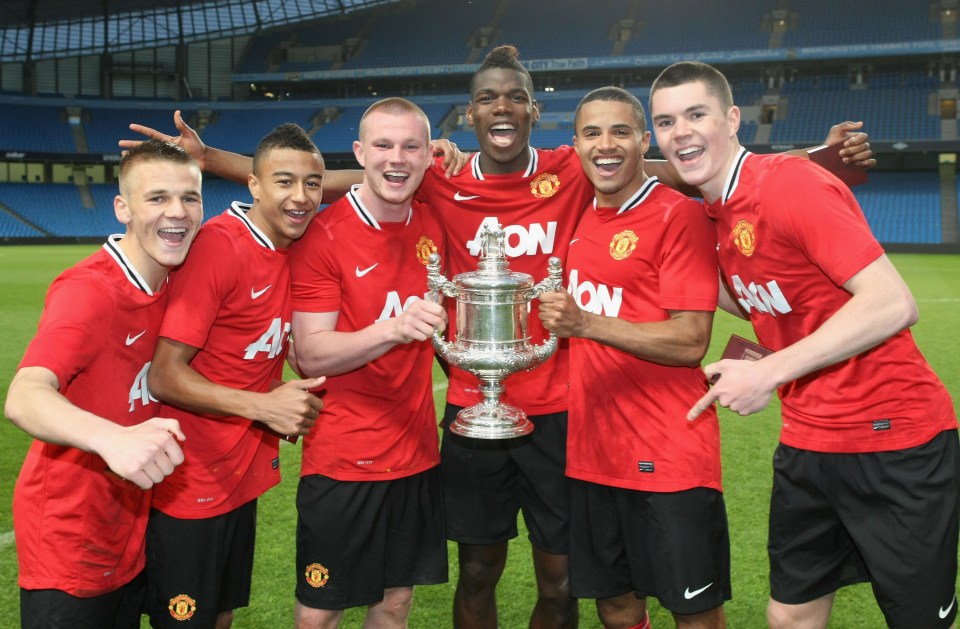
[427,224,563,439]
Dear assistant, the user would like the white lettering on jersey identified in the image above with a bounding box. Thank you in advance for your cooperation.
[730,275,793,316]
[129,361,158,412]
[244,317,291,359]
[466,216,558,257]
[568,269,623,317]
[377,291,430,322]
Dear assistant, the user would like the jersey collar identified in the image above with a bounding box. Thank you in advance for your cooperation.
[470,146,538,181]
[593,176,660,215]
[719,146,750,205]
[228,201,276,250]
[103,234,157,296]
[346,184,412,230]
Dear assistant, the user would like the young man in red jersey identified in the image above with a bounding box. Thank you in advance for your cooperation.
[5,140,202,629]
[538,86,726,629]
[288,97,448,629]
[651,60,959,629]
[121,47,875,629]
[144,124,325,629]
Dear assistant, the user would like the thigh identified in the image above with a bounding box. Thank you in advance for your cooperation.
[630,487,731,615]
[768,444,868,605]
[296,475,390,610]
[145,502,257,629]
[441,403,522,545]
[514,411,571,554]
[20,571,145,629]
[835,431,960,629]
[382,468,448,589]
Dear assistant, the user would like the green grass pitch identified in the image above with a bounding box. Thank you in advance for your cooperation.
[0,245,957,627]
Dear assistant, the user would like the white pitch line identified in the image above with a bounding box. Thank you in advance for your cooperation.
[433,382,448,392]
[0,530,15,550]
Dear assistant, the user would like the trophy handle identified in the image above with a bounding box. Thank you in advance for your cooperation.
[528,256,563,300]
[426,252,456,358]
[526,255,563,363]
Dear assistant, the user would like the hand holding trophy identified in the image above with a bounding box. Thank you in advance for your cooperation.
[427,224,562,439]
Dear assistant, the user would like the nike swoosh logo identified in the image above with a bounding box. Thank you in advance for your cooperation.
[251,285,272,299]
[684,583,713,600]
[569,238,579,245]
[940,596,956,619]
[125,330,146,346]
[454,192,480,201]
[356,263,378,277]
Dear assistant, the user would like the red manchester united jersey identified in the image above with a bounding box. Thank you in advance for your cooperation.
[152,203,290,518]
[290,188,445,480]
[705,149,956,453]
[14,237,167,596]
[564,179,722,492]
[416,146,593,414]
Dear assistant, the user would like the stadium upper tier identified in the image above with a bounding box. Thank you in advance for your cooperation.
[236,0,952,75]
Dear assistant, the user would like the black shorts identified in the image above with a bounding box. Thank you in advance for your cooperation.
[20,570,145,629]
[568,480,731,615]
[144,500,258,628]
[295,468,447,610]
[440,404,570,554]
[769,430,960,628]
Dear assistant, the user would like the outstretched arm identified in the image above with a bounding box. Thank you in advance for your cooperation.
[5,367,186,489]
[689,254,916,419]
[148,337,324,437]
[120,109,362,200]
[293,300,447,378]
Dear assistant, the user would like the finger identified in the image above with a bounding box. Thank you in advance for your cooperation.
[155,417,186,442]
[163,439,185,466]
[154,452,176,477]
[125,470,154,491]
[291,377,324,390]
[687,389,719,421]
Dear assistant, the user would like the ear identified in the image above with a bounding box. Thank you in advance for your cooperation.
[114,194,132,225]
[531,100,541,125]
[465,104,475,128]
[640,130,651,156]
[728,105,741,136]
[353,139,365,167]
[247,173,259,200]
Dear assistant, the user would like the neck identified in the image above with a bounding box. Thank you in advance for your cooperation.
[117,236,167,292]
[356,184,412,223]
[479,146,530,175]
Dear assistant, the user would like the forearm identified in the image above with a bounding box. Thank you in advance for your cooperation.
[322,169,363,204]
[577,312,712,367]
[149,361,265,421]
[296,322,400,377]
[6,368,123,452]
[760,286,915,389]
[204,147,254,184]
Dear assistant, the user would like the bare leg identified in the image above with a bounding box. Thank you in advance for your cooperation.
[453,542,508,629]
[529,546,577,629]
[363,587,414,629]
[295,600,345,629]
[596,592,647,629]
[766,593,835,629]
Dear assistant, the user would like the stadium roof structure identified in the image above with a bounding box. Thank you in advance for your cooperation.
[0,0,399,62]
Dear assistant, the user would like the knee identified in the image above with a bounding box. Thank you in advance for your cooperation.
[380,587,414,618]
[596,595,646,629]
[457,545,507,591]
[295,602,343,629]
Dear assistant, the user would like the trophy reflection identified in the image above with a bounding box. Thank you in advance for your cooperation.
[427,224,562,439]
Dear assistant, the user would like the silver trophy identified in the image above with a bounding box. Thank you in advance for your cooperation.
[427,224,563,439]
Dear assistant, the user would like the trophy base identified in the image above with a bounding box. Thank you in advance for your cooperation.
[450,401,534,439]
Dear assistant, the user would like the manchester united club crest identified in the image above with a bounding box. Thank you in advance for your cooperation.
[305,562,330,588]
[530,173,560,199]
[168,594,197,621]
[731,219,756,257]
[415,236,438,265]
[609,230,639,261]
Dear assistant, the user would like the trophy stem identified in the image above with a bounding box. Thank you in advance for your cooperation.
[449,377,535,439]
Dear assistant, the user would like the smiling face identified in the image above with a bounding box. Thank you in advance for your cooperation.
[466,67,540,174]
[247,147,325,249]
[650,79,741,203]
[574,98,650,208]
[114,158,203,291]
[353,108,431,218]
